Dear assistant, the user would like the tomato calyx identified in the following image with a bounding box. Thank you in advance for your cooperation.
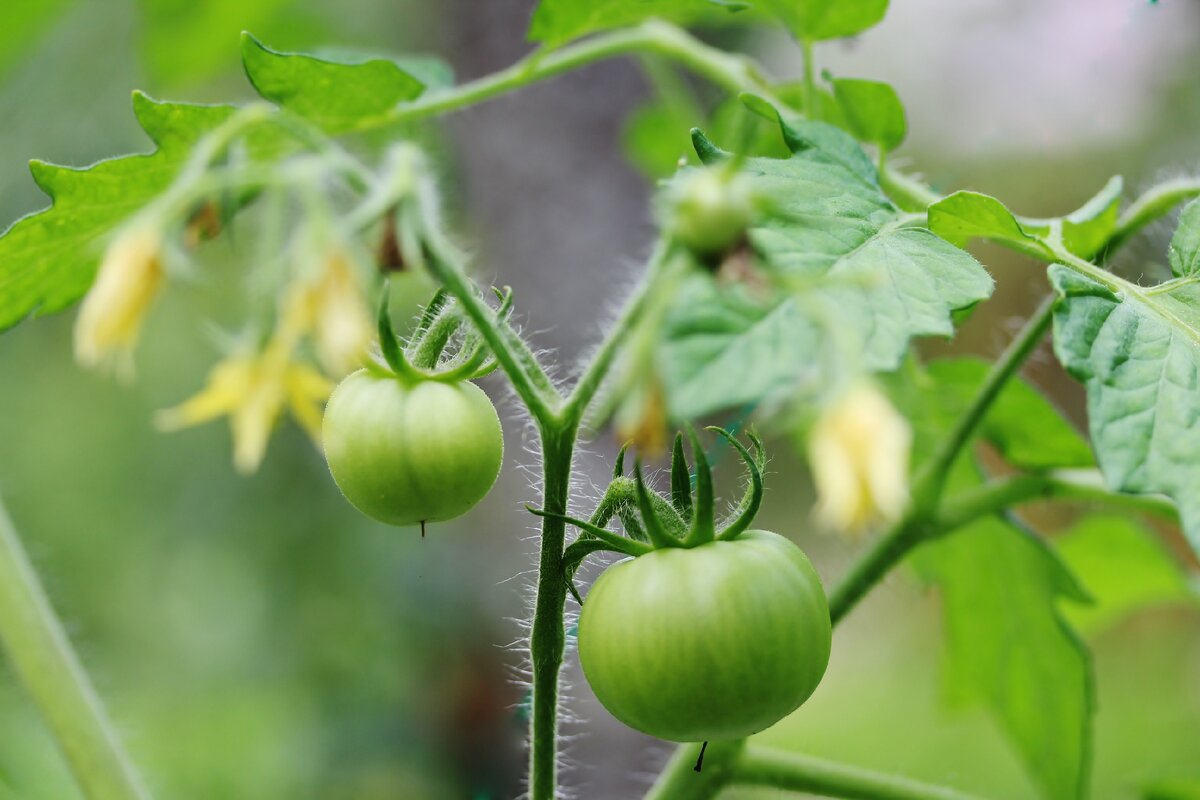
[373,282,512,383]
[527,426,766,605]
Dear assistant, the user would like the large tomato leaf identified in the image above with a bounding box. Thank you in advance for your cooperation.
[1049,263,1200,556]
[656,119,991,420]
[895,358,1093,471]
[0,94,247,331]
[1054,515,1197,635]
[913,516,1094,800]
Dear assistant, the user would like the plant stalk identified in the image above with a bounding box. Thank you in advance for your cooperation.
[733,745,987,800]
[0,496,150,800]
[527,429,575,800]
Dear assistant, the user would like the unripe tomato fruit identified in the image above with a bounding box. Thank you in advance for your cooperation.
[668,168,753,260]
[578,530,831,742]
[322,369,503,526]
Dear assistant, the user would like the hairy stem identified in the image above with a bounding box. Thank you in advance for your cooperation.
[528,429,575,800]
[0,496,151,800]
[561,241,677,427]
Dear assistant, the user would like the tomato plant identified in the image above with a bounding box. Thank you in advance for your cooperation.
[1,2,1199,800]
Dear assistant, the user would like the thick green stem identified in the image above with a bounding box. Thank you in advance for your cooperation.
[800,37,818,122]
[0,497,150,800]
[528,428,575,800]
[913,294,1056,511]
[733,745,987,800]
[644,740,744,799]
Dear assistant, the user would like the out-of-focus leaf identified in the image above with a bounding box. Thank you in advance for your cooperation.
[1055,516,1196,634]
[241,34,441,133]
[830,76,906,152]
[1167,198,1200,277]
[914,515,1093,800]
[622,102,699,178]
[655,115,989,419]
[887,358,1093,470]
[0,94,281,332]
[0,0,73,76]
[658,277,821,420]
[762,0,889,41]
[527,0,751,46]
[1049,263,1200,555]
[1146,779,1200,800]
[138,0,322,88]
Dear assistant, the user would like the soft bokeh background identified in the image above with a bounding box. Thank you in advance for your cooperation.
[1,1,1199,798]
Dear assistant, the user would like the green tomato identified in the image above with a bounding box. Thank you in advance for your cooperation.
[667,168,753,260]
[578,530,831,742]
[322,369,503,527]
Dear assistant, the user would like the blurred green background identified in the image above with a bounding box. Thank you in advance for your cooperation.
[1,1,1199,798]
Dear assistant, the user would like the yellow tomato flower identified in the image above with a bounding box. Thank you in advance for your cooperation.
[73,223,165,374]
[156,340,333,474]
[281,248,373,376]
[807,381,912,534]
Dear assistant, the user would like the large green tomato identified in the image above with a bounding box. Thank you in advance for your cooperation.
[322,369,503,527]
[578,530,831,742]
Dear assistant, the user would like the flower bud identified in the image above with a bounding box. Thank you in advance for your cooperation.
[807,381,912,534]
[664,167,754,263]
[73,222,165,374]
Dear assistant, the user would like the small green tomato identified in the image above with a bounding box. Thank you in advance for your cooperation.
[322,369,503,527]
[667,168,754,260]
[578,530,831,742]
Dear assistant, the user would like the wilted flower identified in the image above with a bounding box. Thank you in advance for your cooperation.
[282,248,373,376]
[614,375,669,456]
[807,381,912,534]
[156,339,332,474]
[73,223,165,374]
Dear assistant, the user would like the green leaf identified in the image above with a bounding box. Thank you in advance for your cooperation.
[928,191,1054,260]
[1055,516,1196,634]
[241,33,435,133]
[1146,779,1200,800]
[1168,198,1200,277]
[698,121,992,370]
[914,516,1093,800]
[929,180,1123,261]
[1060,176,1123,260]
[892,358,1093,470]
[0,0,72,77]
[760,0,888,40]
[527,0,750,46]
[622,102,699,178]
[0,93,244,331]
[830,76,906,152]
[658,277,821,420]
[655,118,989,419]
[1049,264,1200,554]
